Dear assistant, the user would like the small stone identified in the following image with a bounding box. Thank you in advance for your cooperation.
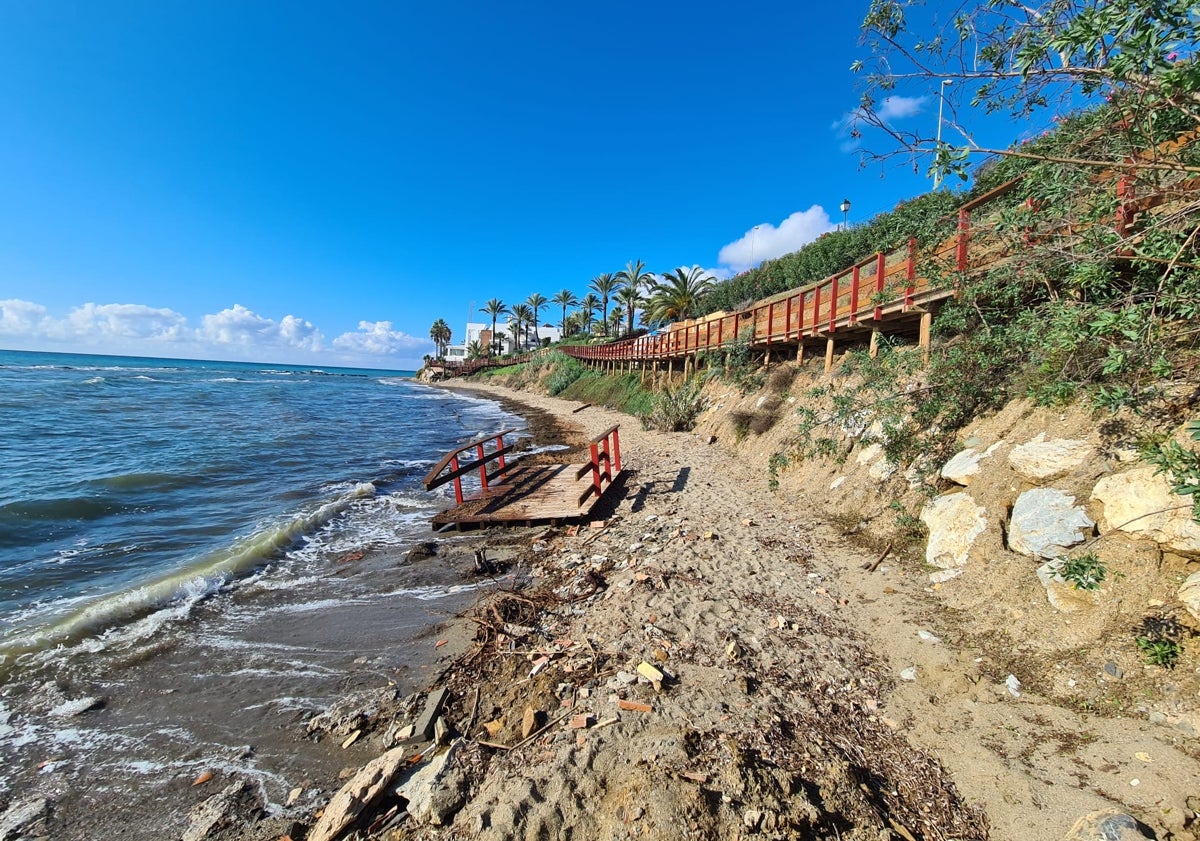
[743,809,763,830]
[414,688,450,741]
[433,716,450,745]
[636,662,664,683]
[286,787,303,807]
[917,630,941,644]
[569,713,593,729]
[1064,809,1153,840]
[653,649,668,662]
[899,667,918,681]
[340,730,361,749]
[617,699,652,712]
[521,707,541,739]
[1104,661,1125,679]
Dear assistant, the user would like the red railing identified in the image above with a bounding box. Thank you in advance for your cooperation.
[422,429,517,505]
[576,425,621,506]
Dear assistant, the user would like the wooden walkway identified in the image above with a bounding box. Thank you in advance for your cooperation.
[423,426,624,530]
[557,143,1199,372]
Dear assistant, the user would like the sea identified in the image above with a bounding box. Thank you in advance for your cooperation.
[0,348,528,835]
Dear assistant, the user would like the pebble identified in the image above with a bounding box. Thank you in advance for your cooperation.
[900,667,918,681]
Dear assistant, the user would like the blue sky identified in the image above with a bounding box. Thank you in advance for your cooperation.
[0,1,1036,370]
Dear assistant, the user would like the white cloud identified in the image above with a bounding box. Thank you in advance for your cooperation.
[877,95,926,121]
[332,320,424,355]
[198,304,325,351]
[717,207,835,272]
[57,302,190,342]
[0,299,51,336]
[0,297,428,368]
[833,94,928,152]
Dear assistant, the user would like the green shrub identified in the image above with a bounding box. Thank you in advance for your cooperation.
[645,378,706,432]
[1056,552,1108,591]
[1137,636,1181,669]
[545,353,585,396]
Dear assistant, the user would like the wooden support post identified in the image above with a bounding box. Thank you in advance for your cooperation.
[919,311,932,364]
[869,330,880,359]
[796,341,805,364]
[824,337,835,374]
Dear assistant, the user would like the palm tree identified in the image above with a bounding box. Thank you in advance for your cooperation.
[589,273,619,336]
[551,289,578,336]
[578,293,600,335]
[524,293,547,346]
[563,311,587,337]
[608,306,624,337]
[480,298,508,357]
[511,303,534,351]
[614,283,644,338]
[615,259,654,337]
[428,318,451,360]
[644,266,715,323]
[466,339,484,360]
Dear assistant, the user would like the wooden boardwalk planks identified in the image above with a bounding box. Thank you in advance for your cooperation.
[425,426,625,531]
[430,462,625,529]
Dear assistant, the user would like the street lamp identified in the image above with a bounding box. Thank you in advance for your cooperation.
[934,78,953,190]
[750,224,761,268]
[840,198,851,231]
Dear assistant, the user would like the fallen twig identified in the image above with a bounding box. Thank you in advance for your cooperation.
[865,543,892,573]
[477,705,575,752]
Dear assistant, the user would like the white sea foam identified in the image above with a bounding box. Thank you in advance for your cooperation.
[83,376,105,385]
[0,483,378,659]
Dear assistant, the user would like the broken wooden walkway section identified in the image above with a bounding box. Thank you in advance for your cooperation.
[423,426,625,530]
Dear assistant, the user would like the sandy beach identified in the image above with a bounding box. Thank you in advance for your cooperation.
[139,377,1200,841]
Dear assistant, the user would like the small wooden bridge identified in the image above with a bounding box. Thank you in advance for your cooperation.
[422,426,624,530]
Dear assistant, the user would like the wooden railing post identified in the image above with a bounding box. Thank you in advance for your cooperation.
[589,442,601,497]
[905,238,916,306]
[828,275,839,333]
[476,443,489,492]
[611,428,621,472]
[450,455,463,505]
[873,252,886,321]
[956,208,970,272]
[811,286,821,337]
[850,265,861,324]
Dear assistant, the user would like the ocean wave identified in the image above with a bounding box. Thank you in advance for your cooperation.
[0,483,378,662]
[83,376,105,385]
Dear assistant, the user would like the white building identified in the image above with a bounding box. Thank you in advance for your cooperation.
[444,318,561,360]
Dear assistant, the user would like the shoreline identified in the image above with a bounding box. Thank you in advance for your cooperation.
[272,381,995,840]
[61,377,1195,841]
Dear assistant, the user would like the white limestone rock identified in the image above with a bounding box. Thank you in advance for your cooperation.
[855,442,884,466]
[398,739,465,825]
[1092,467,1200,556]
[1008,488,1094,559]
[1178,571,1200,620]
[1008,433,1093,481]
[940,442,1003,486]
[920,493,987,579]
[868,457,897,481]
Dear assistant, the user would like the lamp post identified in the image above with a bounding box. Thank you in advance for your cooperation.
[840,198,851,231]
[934,79,953,190]
[750,224,761,268]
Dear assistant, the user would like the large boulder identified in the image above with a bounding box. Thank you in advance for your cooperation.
[920,493,987,582]
[1091,467,1200,556]
[1008,488,1094,559]
[941,442,1003,486]
[1008,434,1093,481]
